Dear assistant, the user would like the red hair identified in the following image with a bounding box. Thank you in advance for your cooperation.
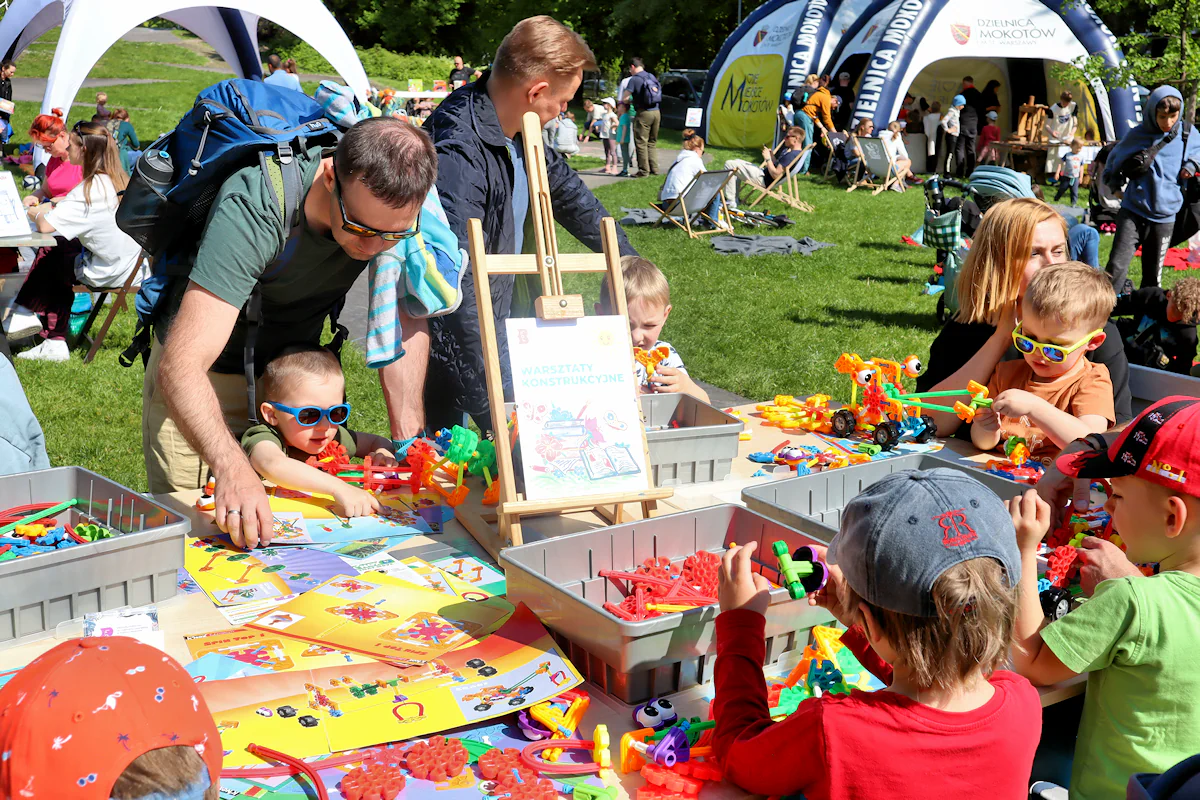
[29,108,66,143]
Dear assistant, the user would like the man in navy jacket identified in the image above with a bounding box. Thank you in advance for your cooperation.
[399,16,638,435]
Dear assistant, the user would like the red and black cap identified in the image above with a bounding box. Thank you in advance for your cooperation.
[1056,396,1200,498]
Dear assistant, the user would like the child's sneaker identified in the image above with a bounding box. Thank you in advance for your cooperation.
[3,305,41,338]
[16,338,68,362]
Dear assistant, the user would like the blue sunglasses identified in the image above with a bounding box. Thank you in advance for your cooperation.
[268,402,351,427]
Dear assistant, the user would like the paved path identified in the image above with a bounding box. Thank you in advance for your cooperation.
[11,76,169,103]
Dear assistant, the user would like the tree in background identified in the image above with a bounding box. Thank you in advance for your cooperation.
[1056,0,1200,123]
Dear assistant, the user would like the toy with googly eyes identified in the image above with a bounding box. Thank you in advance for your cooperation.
[633,697,677,730]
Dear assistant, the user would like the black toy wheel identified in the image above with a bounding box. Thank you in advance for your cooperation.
[466,658,486,669]
[831,409,856,438]
[914,414,938,444]
[873,422,899,449]
[508,696,526,706]
[1041,588,1072,620]
[478,666,498,677]
[474,703,492,712]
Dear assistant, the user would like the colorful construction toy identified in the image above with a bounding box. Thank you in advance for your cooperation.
[633,698,678,730]
[772,541,828,599]
[403,736,468,782]
[528,691,591,761]
[339,749,406,800]
[599,553,721,621]
[634,346,672,379]
[519,725,612,774]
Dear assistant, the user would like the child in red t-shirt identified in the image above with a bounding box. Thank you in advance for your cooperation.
[713,468,1042,800]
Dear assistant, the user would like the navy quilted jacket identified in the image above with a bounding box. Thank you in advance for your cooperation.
[424,73,637,421]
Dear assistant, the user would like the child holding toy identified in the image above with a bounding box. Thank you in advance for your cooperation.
[971,261,1116,461]
[0,635,223,800]
[713,468,1040,799]
[1008,396,1200,800]
[242,345,398,518]
[598,256,710,403]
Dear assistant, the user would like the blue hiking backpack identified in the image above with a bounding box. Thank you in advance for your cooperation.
[116,79,342,420]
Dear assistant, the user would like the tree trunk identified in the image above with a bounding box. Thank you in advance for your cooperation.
[1185,0,1197,123]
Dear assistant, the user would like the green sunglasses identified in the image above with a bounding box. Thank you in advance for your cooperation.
[1012,323,1103,364]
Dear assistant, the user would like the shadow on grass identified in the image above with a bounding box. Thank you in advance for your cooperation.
[852,274,926,285]
[857,241,913,252]
[786,306,942,332]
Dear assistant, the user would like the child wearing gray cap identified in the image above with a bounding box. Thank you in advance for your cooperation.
[711,468,1041,799]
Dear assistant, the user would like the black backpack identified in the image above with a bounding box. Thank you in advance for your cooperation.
[634,73,662,109]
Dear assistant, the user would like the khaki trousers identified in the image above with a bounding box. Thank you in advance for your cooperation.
[142,340,262,494]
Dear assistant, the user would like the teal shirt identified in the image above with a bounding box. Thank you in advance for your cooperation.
[1042,572,1200,800]
[617,112,634,144]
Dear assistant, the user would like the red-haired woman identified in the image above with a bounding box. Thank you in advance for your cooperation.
[22,109,82,206]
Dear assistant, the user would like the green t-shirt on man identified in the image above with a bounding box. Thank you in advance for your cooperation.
[157,144,367,375]
[240,422,357,462]
[1041,571,1200,800]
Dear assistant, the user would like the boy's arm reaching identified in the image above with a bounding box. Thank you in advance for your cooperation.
[248,442,382,518]
[1007,490,1080,686]
[971,407,1005,452]
[992,390,1109,450]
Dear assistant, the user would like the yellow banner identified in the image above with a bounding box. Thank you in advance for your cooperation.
[709,54,784,148]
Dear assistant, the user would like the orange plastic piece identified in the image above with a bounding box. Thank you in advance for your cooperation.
[404,736,468,782]
[954,401,976,422]
[340,761,406,800]
[634,346,671,377]
[483,480,501,506]
[639,764,704,799]
[620,728,656,773]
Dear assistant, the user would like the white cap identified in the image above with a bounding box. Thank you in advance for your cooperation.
[601,96,616,107]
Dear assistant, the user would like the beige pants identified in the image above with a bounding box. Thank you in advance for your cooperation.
[722,159,766,207]
[142,340,262,494]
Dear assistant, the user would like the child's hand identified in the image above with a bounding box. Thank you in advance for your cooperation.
[332,485,382,518]
[719,541,771,617]
[973,406,1001,433]
[367,449,398,469]
[805,545,858,628]
[1006,489,1051,552]
[650,365,690,394]
[992,389,1042,420]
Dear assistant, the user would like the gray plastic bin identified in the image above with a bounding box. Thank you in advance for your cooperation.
[500,504,833,703]
[0,467,190,642]
[640,394,744,486]
[741,454,1023,540]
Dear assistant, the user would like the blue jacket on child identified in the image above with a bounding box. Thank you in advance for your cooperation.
[1104,85,1200,224]
[0,358,49,476]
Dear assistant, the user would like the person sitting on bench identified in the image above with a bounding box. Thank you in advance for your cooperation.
[721,126,806,210]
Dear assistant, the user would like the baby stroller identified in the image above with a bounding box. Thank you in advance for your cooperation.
[1086,142,1121,231]
[923,175,977,323]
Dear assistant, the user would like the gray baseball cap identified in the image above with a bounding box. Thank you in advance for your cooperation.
[826,468,1020,618]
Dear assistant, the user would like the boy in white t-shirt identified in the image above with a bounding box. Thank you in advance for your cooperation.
[1045,90,1078,174]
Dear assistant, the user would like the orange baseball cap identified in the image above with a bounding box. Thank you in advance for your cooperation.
[0,636,222,799]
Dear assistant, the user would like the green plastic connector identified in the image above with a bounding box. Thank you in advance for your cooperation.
[773,540,813,600]
[573,785,618,800]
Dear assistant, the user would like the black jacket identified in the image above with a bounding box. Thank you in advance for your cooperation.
[424,73,637,421]
[0,77,11,122]
[1114,287,1198,375]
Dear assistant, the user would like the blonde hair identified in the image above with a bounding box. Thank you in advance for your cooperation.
[599,256,670,312]
[1024,261,1115,331]
[955,198,1067,325]
[1070,137,1084,151]
[96,91,107,103]
[845,558,1018,691]
[1171,277,1200,325]
[262,345,344,401]
[682,130,704,152]
[492,16,596,84]
[110,746,218,800]
[72,121,128,204]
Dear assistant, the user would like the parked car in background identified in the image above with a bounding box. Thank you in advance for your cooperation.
[660,70,708,129]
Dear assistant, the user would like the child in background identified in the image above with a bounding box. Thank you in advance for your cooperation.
[0,636,223,800]
[598,256,710,403]
[617,102,635,176]
[714,468,1040,800]
[242,345,397,519]
[581,98,598,142]
[1105,85,1200,290]
[977,109,1001,163]
[884,119,913,189]
[939,95,963,177]
[598,97,618,174]
[1008,395,1200,800]
[1055,138,1085,205]
[972,262,1115,461]
[1113,276,1200,375]
[923,100,941,164]
[554,111,580,156]
[95,91,110,120]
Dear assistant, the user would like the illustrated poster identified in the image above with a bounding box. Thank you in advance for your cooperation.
[506,315,649,501]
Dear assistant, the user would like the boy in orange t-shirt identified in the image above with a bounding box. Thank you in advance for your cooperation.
[972,261,1116,462]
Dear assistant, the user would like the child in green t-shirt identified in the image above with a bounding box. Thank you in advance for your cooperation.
[241,345,397,518]
[616,102,634,177]
[1007,396,1200,800]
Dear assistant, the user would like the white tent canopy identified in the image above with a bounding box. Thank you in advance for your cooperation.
[0,0,369,127]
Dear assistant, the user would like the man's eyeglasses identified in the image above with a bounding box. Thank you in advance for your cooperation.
[332,162,421,242]
[268,402,352,427]
[1011,323,1103,364]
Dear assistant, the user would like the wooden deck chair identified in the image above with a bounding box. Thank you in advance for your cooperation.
[72,249,145,364]
[846,136,903,195]
[748,143,815,212]
[650,169,734,239]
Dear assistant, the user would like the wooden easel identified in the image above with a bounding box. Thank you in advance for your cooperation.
[1016,96,1048,143]
[456,112,673,557]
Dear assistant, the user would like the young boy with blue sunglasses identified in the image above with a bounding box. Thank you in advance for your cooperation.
[972,261,1116,462]
[242,345,397,517]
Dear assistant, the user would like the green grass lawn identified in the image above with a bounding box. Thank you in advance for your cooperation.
[4,31,1172,491]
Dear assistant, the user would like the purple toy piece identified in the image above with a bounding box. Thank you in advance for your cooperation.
[518,709,552,740]
[646,727,688,767]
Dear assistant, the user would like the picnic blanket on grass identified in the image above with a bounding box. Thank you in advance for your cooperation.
[711,234,834,257]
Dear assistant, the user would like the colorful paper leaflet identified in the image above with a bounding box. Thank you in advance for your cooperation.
[185,626,375,675]
[202,604,582,767]
[243,573,513,664]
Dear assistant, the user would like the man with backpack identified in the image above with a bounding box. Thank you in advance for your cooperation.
[142,113,437,550]
[622,57,662,177]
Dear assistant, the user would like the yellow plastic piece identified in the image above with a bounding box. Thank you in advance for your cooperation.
[619,728,655,773]
[531,694,590,761]
[14,524,46,539]
[593,724,611,769]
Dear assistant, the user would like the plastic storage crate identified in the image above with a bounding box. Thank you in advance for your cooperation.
[500,505,833,703]
[741,453,1024,540]
[641,394,744,486]
[0,467,190,642]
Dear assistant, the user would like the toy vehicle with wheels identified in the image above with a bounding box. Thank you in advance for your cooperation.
[1040,585,1073,621]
